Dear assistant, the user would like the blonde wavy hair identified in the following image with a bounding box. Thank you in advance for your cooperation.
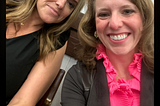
[78,0,154,73]
[6,0,85,60]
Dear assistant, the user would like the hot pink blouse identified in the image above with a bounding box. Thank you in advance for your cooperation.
[96,44,143,106]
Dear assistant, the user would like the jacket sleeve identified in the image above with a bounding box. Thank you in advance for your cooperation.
[61,62,88,106]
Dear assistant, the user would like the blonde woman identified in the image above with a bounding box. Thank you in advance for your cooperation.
[6,0,85,105]
[61,0,154,106]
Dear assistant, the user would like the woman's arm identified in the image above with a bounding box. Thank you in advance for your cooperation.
[61,63,87,106]
[8,42,68,106]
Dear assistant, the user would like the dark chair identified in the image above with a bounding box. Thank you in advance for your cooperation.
[36,69,65,106]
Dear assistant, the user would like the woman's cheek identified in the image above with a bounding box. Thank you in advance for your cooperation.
[96,19,108,35]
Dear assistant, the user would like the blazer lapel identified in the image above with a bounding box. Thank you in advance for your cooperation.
[140,61,154,106]
[87,59,110,106]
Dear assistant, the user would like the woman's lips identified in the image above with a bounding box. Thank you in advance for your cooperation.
[47,4,59,16]
[107,33,131,43]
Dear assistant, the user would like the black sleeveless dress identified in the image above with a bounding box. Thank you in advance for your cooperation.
[6,29,70,104]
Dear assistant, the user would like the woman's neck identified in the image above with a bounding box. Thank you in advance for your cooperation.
[6,8,44,39]
[106,48,138,80]
[22,8,44,28]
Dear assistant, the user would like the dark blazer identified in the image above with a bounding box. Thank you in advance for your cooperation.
[61,59,154,106]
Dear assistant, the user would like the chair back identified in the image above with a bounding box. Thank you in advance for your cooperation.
[36,69,65,106]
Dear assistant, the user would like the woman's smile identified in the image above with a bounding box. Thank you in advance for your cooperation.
[46,4,59,16]
[108,33,130,42]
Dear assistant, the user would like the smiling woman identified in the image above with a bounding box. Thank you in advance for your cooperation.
[61,0,154,105]
[6,0,85,105]
[95,0,143,55]
[77,0,154,73]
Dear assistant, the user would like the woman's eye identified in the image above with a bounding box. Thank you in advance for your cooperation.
[98,13,110,19]
[69,2,74,8]
[122,9,135,15]
[67,1,76,9]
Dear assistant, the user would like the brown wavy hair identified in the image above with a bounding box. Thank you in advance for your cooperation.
[77,0,154,73]
[6,0,85,60]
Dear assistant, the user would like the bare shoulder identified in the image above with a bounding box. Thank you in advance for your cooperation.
[8,42,68,106]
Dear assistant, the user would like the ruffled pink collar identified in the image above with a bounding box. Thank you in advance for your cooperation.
[96,44,143,94]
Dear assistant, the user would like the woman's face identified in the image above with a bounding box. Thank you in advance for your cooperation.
[37,0,79,23]
[95,0,143,55]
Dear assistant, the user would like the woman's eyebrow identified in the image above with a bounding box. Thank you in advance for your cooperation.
[96,8,110,13]
[121,4,137,10]
[72,0,78,5]
[99,8,109,11]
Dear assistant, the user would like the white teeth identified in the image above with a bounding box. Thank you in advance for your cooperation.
[110,34,128,41]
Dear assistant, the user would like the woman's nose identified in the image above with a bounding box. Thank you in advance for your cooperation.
[56,0,66,9]
[108,13,123,30]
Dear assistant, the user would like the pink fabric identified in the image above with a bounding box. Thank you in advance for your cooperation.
[96,44,143,106]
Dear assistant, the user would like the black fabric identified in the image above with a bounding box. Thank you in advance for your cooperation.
[61,59,154,106]
[6,29,70,104]
[86,59,110,106]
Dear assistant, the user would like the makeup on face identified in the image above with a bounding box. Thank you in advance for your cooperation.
[95,0,143,55]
